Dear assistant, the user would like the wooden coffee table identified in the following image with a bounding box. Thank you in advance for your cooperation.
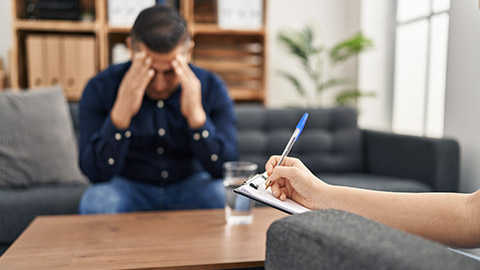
[0,208,286,269]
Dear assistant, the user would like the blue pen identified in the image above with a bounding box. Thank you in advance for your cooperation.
[265,113,309,189]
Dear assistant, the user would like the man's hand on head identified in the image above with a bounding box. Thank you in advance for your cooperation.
[172,54,206,129]
[111,51,155,129]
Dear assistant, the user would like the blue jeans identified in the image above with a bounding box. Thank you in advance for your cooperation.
[79,172,225,214]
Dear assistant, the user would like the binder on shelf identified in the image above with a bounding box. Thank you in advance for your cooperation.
[26,35,46,88]
[217,0,263,30]
[63,36,96,100]
[108,0,155,27]
[46,35,62,86]
[63,36,78,96]
[77,36,96,100]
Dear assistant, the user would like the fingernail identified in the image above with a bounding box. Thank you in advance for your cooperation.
[273,190,278,196]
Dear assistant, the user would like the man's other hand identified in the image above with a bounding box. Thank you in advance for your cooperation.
[172,54,206,129]
[111,51,155,129]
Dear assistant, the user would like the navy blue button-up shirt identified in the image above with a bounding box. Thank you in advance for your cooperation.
[78,62,238,186]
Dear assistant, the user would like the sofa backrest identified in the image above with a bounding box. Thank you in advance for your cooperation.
[68,102,364,174]
[69,102,80,140]
[236,105,363,174]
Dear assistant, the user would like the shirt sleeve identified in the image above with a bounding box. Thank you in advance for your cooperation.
[78,79,132,183]
[187,76,238,178]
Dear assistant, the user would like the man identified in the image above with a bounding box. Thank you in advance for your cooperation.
[78,6,237,214]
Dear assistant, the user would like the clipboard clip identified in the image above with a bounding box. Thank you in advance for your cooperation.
[242,172,268,190]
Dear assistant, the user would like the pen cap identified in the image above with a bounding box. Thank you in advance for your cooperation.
[295,113,309,135]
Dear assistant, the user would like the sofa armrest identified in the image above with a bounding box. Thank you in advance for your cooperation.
[362,129,460,191]
[266,210,479,270]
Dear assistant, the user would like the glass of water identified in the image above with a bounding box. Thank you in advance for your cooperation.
[223,161,258,225]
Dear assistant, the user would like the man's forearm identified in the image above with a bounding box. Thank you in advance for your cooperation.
[185,108,206,129]
[79,115,132,182]
[111,103,133,130]
[324,186,480,248]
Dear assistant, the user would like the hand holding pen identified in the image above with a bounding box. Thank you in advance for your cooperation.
[265,113,308,189]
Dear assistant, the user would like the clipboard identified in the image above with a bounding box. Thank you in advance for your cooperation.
[233,173,311,215]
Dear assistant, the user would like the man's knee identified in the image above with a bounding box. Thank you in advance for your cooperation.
[169,177,225,210]
[78,184,129,214]
[197,180,225,209]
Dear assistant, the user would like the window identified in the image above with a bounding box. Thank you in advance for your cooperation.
[392,0,450,137]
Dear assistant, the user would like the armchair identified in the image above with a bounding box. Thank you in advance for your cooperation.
[266,210,480,269]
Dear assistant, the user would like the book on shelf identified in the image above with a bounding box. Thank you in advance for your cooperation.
[217,0,263,30]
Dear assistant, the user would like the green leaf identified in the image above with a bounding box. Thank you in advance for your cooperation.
[277,31,309,61]
[302,25,314,54]
[330,32,373,64]
[276,25,376,107]
[335,89,376,107]
[276,70,307,97]
[277,25,323,62]
[312,45,324,54]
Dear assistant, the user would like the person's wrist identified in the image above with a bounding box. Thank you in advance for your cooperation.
[110,105,132,129]
[312,181,334,210]
[186,109,206,129]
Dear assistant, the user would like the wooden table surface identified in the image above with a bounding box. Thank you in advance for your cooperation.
[0,208,287,270]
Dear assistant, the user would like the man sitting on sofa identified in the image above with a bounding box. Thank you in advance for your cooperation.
[78,6,237,214]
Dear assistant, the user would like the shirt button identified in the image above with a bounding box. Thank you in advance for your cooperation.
[157,100,164,108]
[211,154,218,162]
[108,158,115,165]
[158,128,166,137]
[157,147,164,155]
[114,132,122,141]
[202,130,209,139]
[161,170,169,179]
[193,133,200,141]
[125,130,132,138]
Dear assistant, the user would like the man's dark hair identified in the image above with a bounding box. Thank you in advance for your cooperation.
[131,6,189,53]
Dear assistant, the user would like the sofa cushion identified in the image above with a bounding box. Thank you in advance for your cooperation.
[0,184,88,244]
[236,105,363,173]
[0,86,87,188]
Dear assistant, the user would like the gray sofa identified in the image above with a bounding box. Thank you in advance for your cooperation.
[236,105,459,192]
[266,210,480,269]
[0,104,460,256]
[0,102,88,256]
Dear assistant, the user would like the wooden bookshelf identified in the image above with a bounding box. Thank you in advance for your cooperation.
[0,57,6,90]
[10,0,267,103]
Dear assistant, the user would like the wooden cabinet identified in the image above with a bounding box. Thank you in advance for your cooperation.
[11,0,102,100]
[11,0,267,103]
[186,0,267,103]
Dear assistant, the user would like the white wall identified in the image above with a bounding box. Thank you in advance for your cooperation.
[266,0,360,107]
[444,1,480,192]
[0,1,12,71]
[357,0,395,131]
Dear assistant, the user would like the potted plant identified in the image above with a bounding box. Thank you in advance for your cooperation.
[277,25,375,107]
